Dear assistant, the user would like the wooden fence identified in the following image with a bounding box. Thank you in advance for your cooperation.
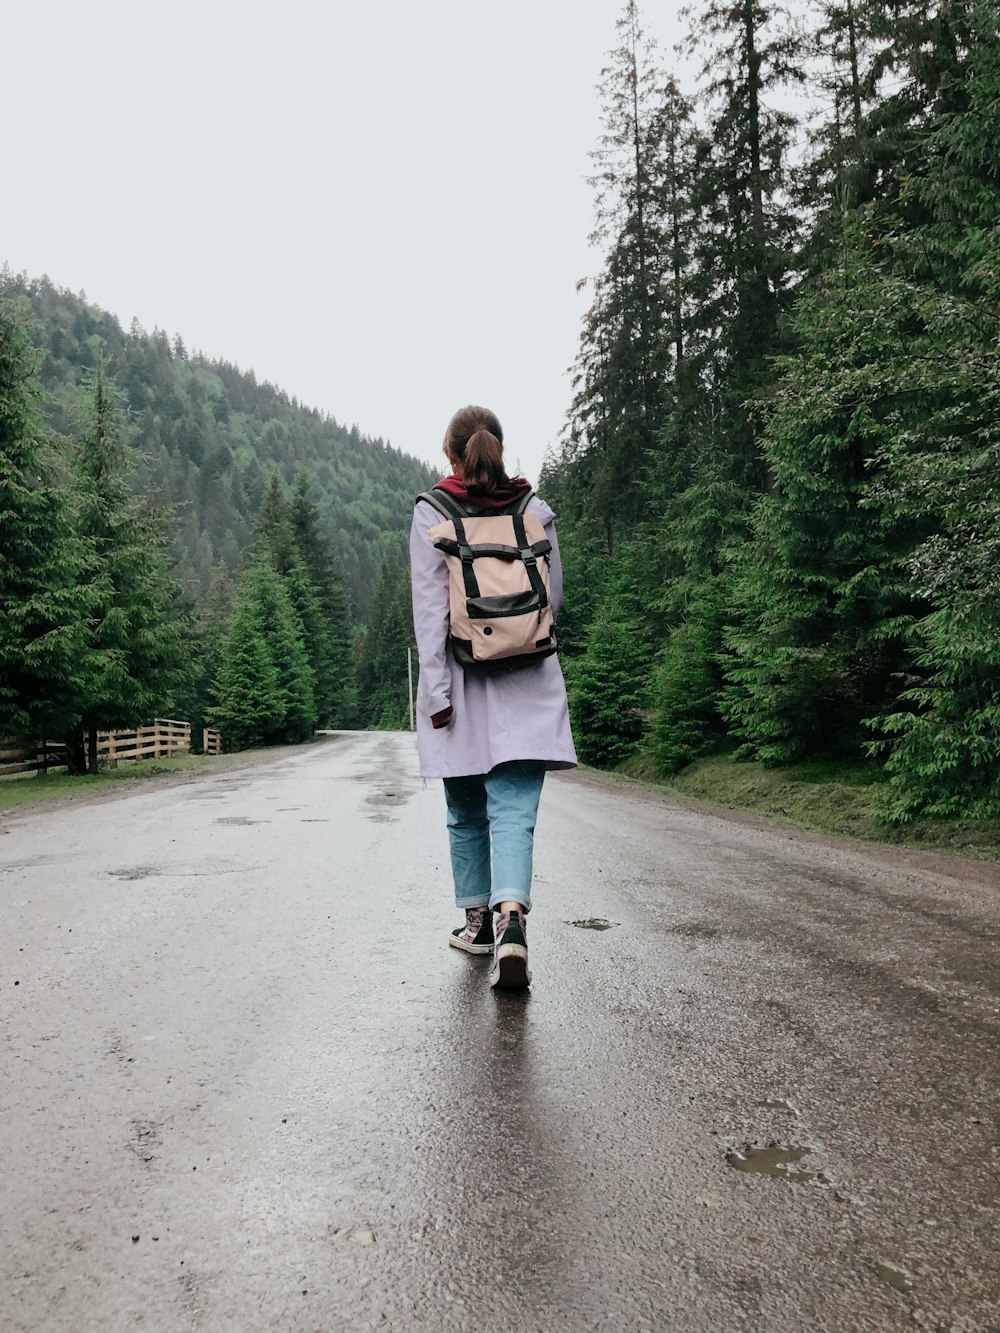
[202,727,225,756]
[1,719,202,776]
[96,719,191,767]
[0,740,68,777]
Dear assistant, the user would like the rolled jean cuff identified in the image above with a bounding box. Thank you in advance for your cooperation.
[489,890,531,912]
[456,892,491,909]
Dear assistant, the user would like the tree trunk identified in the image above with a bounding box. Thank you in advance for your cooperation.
[65,729,86,776]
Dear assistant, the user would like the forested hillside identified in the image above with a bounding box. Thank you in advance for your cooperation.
[0,271,435,763]
[1,272,433,619]
[549,0,1000,821]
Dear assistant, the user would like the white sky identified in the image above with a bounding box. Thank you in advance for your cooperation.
[5,1,693,484]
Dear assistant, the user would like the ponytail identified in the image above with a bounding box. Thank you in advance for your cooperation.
[462,428,506,497]
[443,405,511,497]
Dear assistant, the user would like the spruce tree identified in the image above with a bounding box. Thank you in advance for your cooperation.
[210,584,284,750]
[0,302,89,741]
[720,222,921,765]
[564,0,672,546]
[71,360,191,773]
[682,0,806,486]
[357,543,412,729]
[247,560,317,743]
[256,471,298,575]
[290,473,358,727]
[174,562,235,750]
[568,552,654,767]
[862,2,1000,816]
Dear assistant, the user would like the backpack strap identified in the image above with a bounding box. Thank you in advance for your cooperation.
[416,491,480,599]
[511,510,549,609]
[416,488,537,518]
[450,513,481,600]
[415,489,467,520]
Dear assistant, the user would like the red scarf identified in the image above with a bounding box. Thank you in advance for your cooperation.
[434,472,534,512]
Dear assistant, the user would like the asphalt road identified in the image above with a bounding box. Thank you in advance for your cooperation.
[2,732,999,1333]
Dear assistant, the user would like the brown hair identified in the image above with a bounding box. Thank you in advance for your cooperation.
[443,405,509,497]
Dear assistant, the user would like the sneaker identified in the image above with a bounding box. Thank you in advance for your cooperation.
[449,906,494,955]
[489,909,531,990]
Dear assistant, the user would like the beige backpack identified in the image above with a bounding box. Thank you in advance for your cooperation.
[416,489,557,671]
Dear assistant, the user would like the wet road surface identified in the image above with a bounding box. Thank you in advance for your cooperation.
[2,731,999,1332]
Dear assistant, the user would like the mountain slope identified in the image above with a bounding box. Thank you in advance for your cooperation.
[2,272,434,618]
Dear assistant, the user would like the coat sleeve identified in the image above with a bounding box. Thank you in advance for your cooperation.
[409,502,453,720]
[545,517,565,620]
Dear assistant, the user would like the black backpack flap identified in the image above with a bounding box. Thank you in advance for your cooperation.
[467,590,546,619]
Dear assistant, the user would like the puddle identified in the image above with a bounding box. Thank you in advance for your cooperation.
[365,791,407,807]
[873,1261,913,1295]
[725,1142,828,1184]
[567,918,619,931]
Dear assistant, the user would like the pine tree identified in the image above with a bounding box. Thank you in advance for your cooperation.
[653,591,727,773]
[564,0,672,545]
[173,562,235,750]
[682,0,806,486]
[570,602,651,768]
[0,301,89,741]
[863,0,974,224]
[71,360,191,773]
[248,560,317,743]
[568,551,654,767]
[720,221,922,764]
[290,473,358,727]
[862,2,1000,817]
[210,583,284,750]
[357,542,412,729]
[256,471,299,575]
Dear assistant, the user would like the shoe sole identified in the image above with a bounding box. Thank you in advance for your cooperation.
[489,943,531,990]
[448,933,494,956]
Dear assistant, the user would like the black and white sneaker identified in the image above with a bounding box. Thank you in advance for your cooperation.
[489,909,530,990]
[449,906,494,955]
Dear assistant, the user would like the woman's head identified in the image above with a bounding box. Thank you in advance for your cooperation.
[443,405,508,497]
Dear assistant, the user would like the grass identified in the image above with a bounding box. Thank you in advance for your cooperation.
[0,753,224,810]
[616,751,1000,861]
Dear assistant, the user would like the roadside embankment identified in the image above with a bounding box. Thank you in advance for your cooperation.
[0,736,340,815]
[617,752,1000,861]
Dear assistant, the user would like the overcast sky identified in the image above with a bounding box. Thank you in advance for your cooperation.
[6,0,693,485]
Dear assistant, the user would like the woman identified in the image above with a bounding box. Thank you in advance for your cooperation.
[409,405,576,990]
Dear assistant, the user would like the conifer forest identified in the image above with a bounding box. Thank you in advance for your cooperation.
[0,274,432,766]
[2,0,999,824]
[546,0,1000,824]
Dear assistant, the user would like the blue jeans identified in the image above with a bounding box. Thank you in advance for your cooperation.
[443,761,546,912]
